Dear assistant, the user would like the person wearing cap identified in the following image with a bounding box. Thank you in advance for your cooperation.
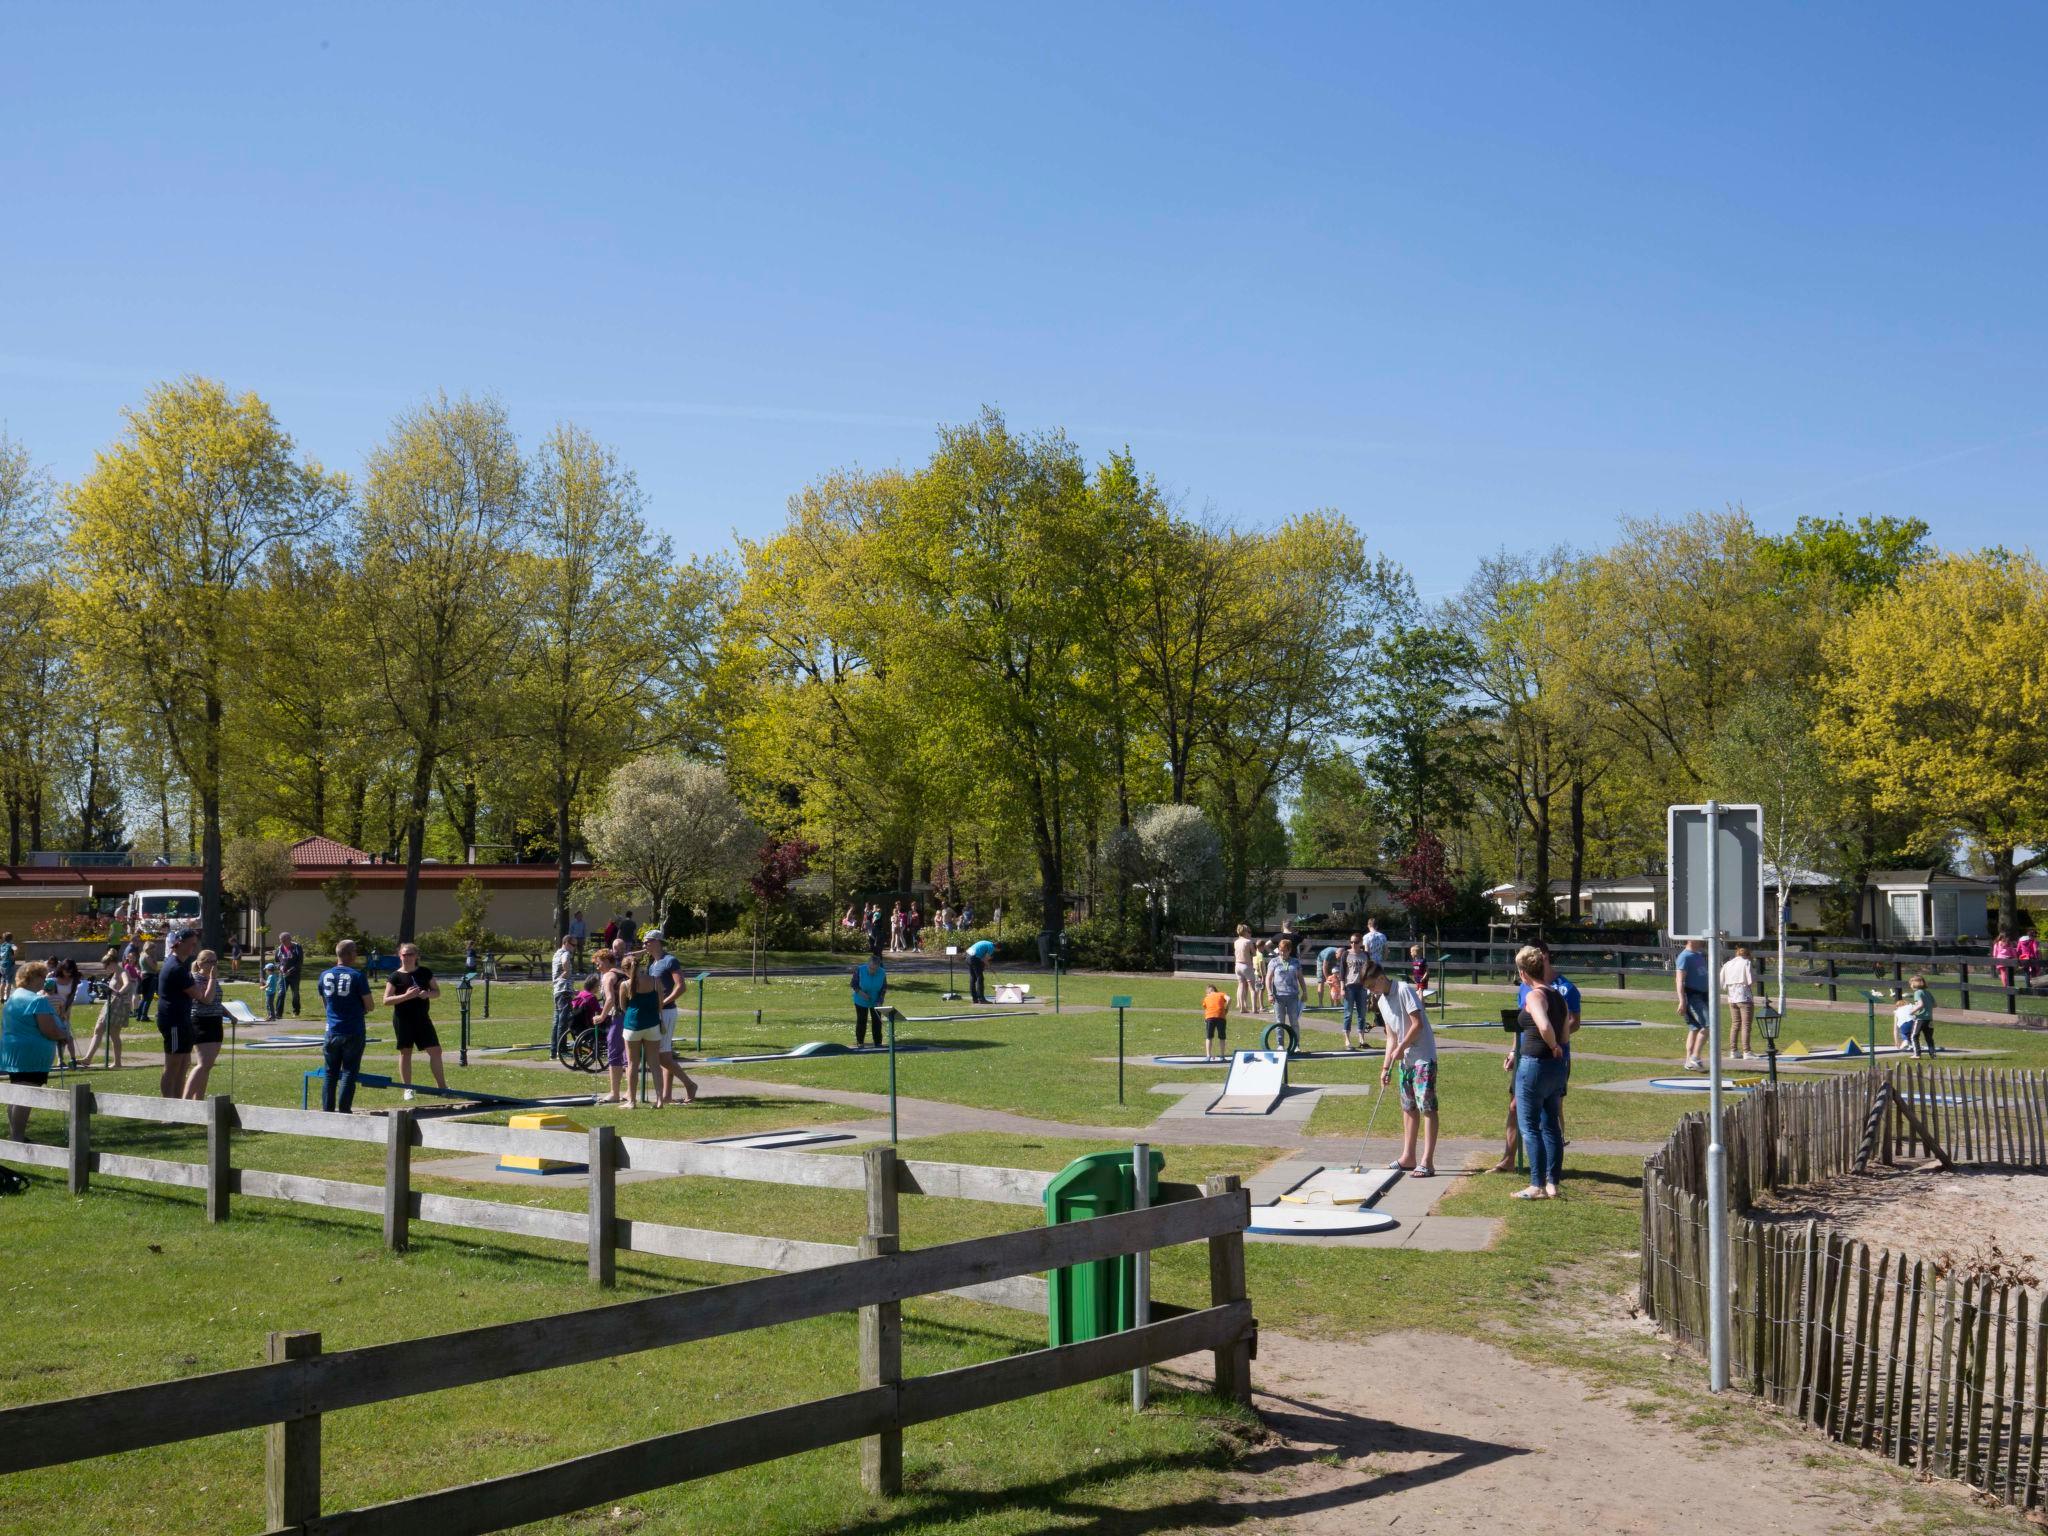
[642,929,697,1105]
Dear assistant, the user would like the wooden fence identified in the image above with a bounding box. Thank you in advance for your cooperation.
[0,1135,1254,1535]
[0,1079,1120,1310]
[1641,1063,2048,1506]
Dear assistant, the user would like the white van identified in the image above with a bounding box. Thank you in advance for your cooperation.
[119,888,204,937]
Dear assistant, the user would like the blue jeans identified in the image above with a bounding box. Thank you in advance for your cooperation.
[551,994,574,1058]
[1272,994,1303,1036]
[323,1032,366,1114]
[1343,983,1371,1034]
[1515,1052,1568,1188]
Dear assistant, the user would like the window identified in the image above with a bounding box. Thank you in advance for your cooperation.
[1283,893,1297,915]
[1888,892,1920,939]
[1933,891,1958,939]
[1331,899,1348,914]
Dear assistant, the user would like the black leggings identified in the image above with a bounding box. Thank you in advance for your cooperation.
[855,1006,883,1047]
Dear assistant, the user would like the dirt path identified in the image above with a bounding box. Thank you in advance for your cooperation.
[1183,1328,2029,1534]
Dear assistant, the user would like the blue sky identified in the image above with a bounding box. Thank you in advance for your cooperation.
[4,3,2045,596]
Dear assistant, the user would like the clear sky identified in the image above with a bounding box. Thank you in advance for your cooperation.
[5,3,2045,596]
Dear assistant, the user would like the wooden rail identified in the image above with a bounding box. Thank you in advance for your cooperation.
[0,1150,1254,1536]
[0,1081,1084,1312]
[1641,1064,2048,1507]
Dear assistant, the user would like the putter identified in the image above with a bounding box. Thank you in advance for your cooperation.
[1349,1071,1392,1173]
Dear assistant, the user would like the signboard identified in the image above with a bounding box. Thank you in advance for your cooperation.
[1667,803,1765,942]
[1109,995,1132,1009]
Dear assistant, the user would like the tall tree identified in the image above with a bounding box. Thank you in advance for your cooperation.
[1817,551,2048,937]
[66,380,344,945]
[517,422,718,936]
[356,394,526,940]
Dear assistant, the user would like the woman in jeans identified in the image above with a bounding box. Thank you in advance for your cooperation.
[1265,938,1305,1049]
[1512,944,1568,1201]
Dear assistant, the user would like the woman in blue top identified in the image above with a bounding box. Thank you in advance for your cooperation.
[2,961,71,1142]
[851,957,888,1047]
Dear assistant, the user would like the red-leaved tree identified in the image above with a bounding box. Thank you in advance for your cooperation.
[1393,830,1456,929]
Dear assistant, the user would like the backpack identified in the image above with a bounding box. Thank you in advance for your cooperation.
[0,1165,29,1196]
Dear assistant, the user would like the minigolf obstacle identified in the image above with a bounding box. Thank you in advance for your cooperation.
[1207,1049,1289,1115]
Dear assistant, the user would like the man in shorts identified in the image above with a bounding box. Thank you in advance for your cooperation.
[644,930,696,1105]
[1201,984,1230,1060]
[384,942,445,1099]
[1372,960,1439,1176]
[155,929,199,1099]
[1676,937,1710,1070]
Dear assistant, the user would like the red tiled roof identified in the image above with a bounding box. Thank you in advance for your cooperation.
[291,836,373,866]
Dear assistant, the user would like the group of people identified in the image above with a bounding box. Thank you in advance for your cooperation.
[553,928,701,1108]
[841,898,988,955]
[1991,931,2041,991]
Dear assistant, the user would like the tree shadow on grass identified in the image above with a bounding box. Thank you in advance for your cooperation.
[827,1382,1529,1536]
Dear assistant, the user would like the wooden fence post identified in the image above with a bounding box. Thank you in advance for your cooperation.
[1960,963,1971,1012]
[860,1145,903,1496]
[265,1330,321,1529]
[65,1081,90,1197]
[1827,957,1838,1003]
[1205,1173,1252,1404]
[587,1125,616,1288]
[205,1094,231,1223]
[384,1107,413,1253]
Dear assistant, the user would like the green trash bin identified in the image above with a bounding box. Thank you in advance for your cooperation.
[1045,1147,1164,1346]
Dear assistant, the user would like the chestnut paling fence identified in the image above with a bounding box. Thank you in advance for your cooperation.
[1641,1063,2048,1507]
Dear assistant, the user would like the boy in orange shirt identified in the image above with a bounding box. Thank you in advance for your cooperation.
[1201,984,1231,1060]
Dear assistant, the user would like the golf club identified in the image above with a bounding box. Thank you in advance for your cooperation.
[1348,1070,1392,1173]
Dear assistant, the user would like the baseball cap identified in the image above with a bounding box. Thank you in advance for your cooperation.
[642,927,667,942]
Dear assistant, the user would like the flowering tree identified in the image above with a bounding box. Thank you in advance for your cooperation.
[1393,830,1457,930]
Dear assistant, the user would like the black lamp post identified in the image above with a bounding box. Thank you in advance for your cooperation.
[1759,1003,1781,1085]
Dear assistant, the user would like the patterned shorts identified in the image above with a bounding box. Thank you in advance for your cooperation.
[1399,1059,1438,1115]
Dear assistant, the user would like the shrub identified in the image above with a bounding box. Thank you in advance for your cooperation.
[30,914,112,944]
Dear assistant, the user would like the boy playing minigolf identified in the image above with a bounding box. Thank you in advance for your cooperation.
[1201,983,1230,1060]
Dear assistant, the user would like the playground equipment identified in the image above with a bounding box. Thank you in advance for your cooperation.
[496,1112,588,1175]
[1207,1049,1289,1116]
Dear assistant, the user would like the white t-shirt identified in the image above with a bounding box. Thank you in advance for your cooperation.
[552,946,575,998]
[1720,956,1755,1002]
[1378,979,1434,1063]
[1365,929,1387,964]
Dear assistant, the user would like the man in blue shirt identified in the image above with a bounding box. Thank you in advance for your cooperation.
[851,954,888,1046]
[1675,937,1710,1071]
[318,939,379,1114]
[966,938,996,1004]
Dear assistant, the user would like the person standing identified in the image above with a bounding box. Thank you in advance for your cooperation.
[644,930,697,1106]
[155,930,199,1099]
[1340,934,1374,1050]
[2020,930,2041,991]
[1721,945,1758,1060]
[1676,937,1711,1071]
[275,932,305,1019]
[1200,984,1231,1060]
[133,940,159,1023]
[550,934,577,1061]
[1369,959,1438,1176]
[81,946,135,1069]
[568,909,588,968]
[1231,925,1257,1012]
[1512,945,1569,1200]
[50,959,88,1070]
[385,943,446,1099]
[1364,916,1387,968]
[1266,938,1304,1047]
[1994,931,2016,991]
[0,932,15,991]
[317,940,377,1114]
[966,936,996,1004]
[617,951,664,1109]
[1908,974,1938,1057]
[589,951,626,1104]
[181,948,227,1098]
[2,962,70,1141]
[867,903,890,958]
[851,953,888,1047]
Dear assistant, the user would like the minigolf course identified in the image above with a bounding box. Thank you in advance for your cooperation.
[1207,1048,1289,1115]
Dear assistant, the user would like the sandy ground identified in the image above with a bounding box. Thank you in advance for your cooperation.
[1179,1326,2032,1534]
[1759,1166,2048,1276]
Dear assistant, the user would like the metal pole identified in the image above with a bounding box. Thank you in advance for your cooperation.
[459,981,471,1069]
[1054,956,1061,1014]
[887,1008,898,1144]
[696,973,706,1052]
[1131,1140,1150,1411]
[1117,1005,1126,1105]
[1705,799,1729,1392]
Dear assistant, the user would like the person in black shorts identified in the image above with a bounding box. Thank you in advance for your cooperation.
[155,930,199,1099]
[384,942,445,1099]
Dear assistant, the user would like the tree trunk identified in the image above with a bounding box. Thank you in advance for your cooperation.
[1567,777,1587,921]
[200,690,226,951]
[1527,789,1552,924]
[1996,845,2019,940]
[553,780,574,940]
[310,753,327,839]
[29,786,43,858]
[345,775,368,852]
[399,701,443,942]
[5,793,19,867]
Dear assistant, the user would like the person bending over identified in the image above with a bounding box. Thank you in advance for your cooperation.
[852,954,889,1047]
[1201,984,1230,1060]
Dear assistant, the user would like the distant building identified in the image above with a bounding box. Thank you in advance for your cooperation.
[1859,869,1992,942]
[1483,871,1836,933]
[1272,868,1389,925]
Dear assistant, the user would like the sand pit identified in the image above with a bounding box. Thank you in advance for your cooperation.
[1758,1164,2048,1272]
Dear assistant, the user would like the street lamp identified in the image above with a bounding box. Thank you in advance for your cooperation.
[1759,1003,1782,1085]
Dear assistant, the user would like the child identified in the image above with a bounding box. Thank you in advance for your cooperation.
[1909,974,1937,1057]
[1201,984,1230,1060]
[262,958,284,1021]
[1409,944,1430,994]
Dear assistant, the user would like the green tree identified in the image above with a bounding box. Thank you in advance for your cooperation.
[587,754,758,926]
[356,394,527,941]
[65,379,346,948]
[1356,621,1488,851]
[222,835,296,945]
[1817,551,2048,937]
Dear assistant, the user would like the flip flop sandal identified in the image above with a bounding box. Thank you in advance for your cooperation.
[1510,1187,1547,1200]
[1414,1166,1434,1178]
[1386,1160,1415,1170]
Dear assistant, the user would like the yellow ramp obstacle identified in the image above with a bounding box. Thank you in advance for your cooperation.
[496,1111,588,1175]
